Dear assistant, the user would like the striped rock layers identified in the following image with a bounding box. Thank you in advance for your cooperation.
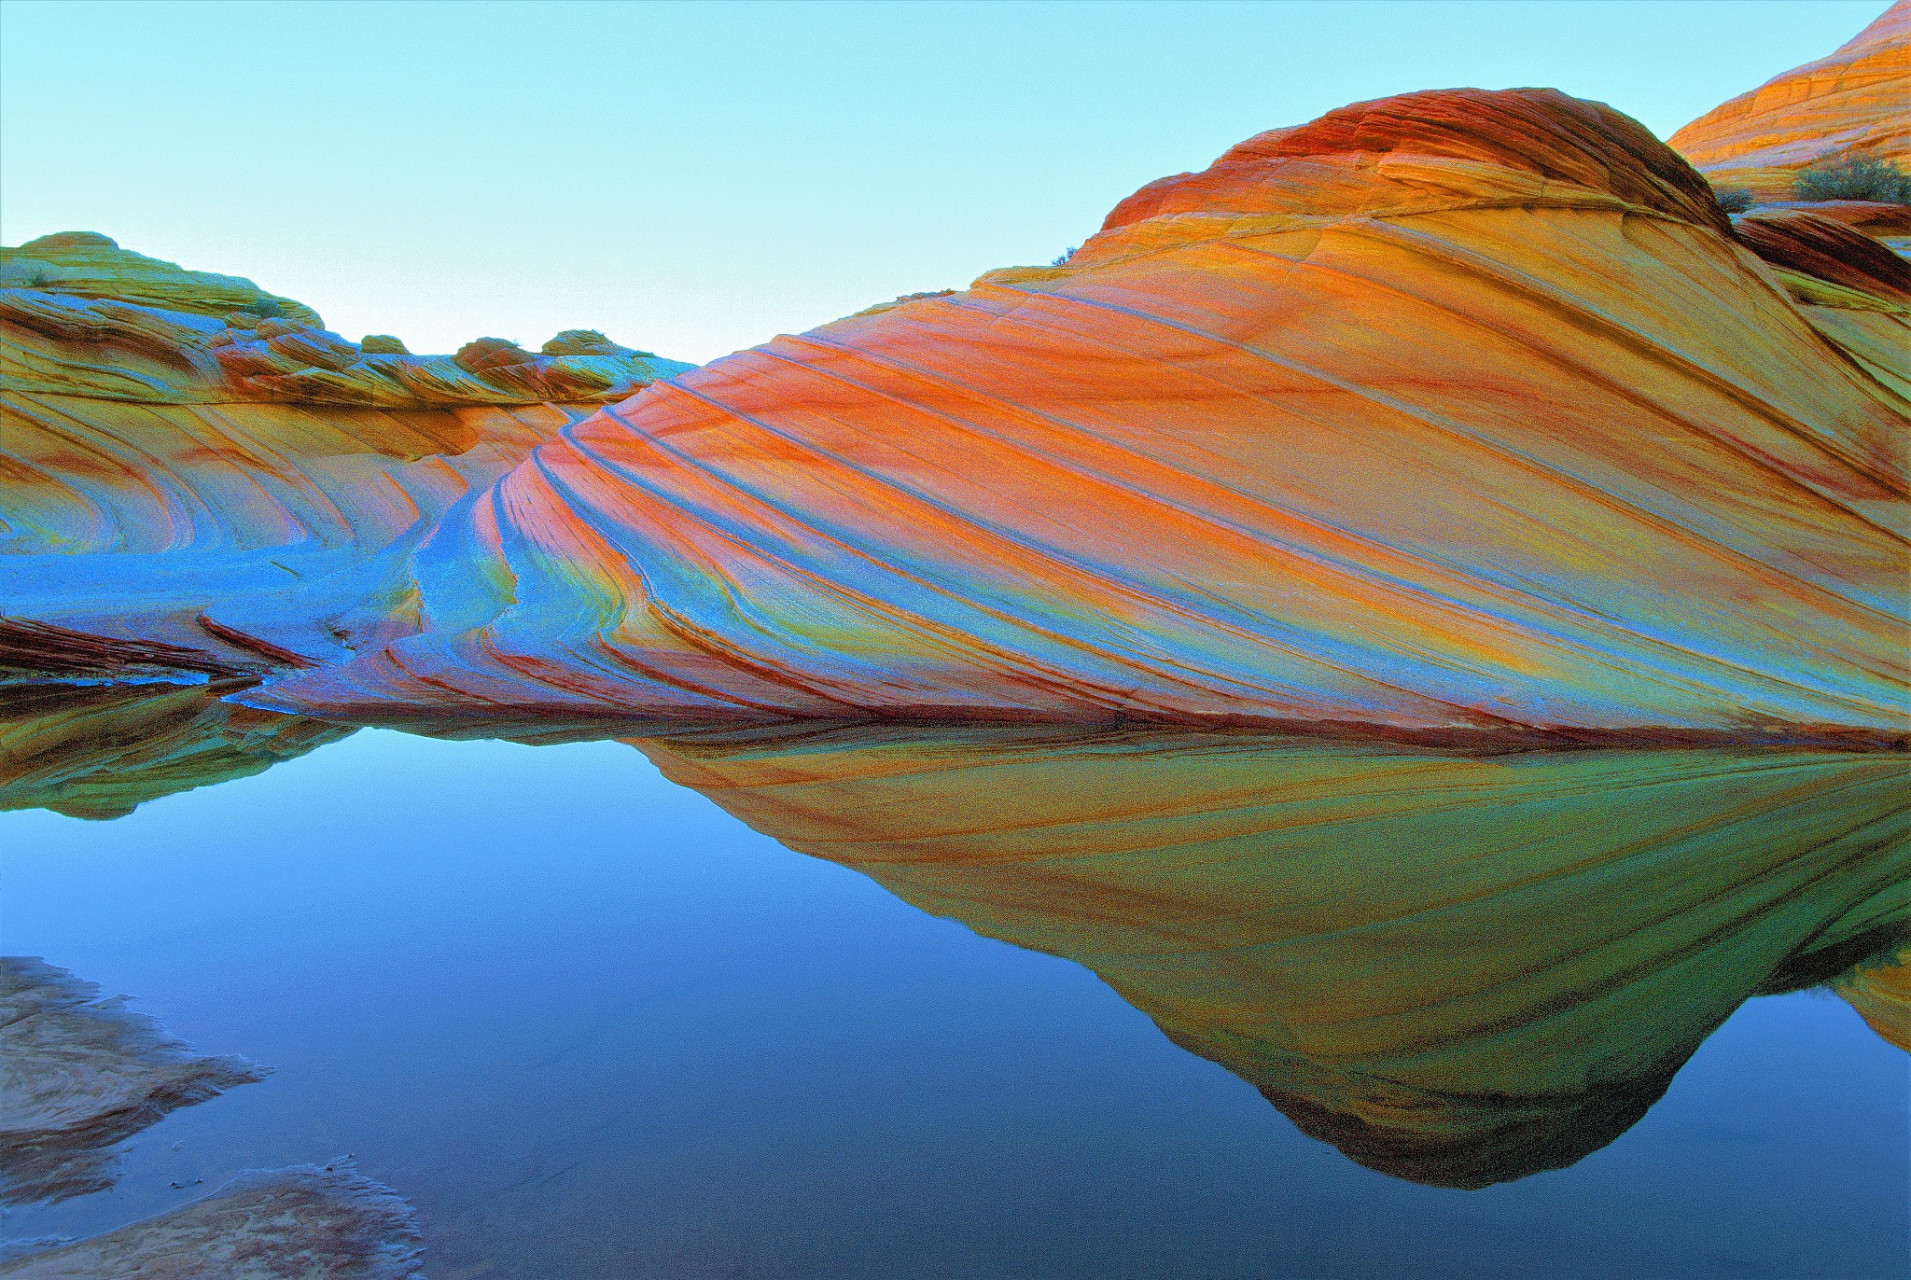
[234,90,1909,744]
[1669,1,1911,201]
[0,234,691,677]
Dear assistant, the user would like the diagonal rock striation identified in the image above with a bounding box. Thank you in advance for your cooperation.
[226,89,1909,743]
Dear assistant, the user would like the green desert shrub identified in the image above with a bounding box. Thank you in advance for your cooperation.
[1712,185,1755,214]
[1792,153,1911,204]
[0,261,58,288]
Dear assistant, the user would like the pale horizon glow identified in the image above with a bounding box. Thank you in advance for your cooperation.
[0,0,1890,365]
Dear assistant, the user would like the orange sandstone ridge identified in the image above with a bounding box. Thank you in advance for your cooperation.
[4,89,1908,743]
[242,89,1907,742]
[1669,0,1911,202]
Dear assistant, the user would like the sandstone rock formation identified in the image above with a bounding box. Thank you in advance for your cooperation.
[1,234,687,408]
[1,234,691,676]
[635,724,1911,1187]
[224,89,1907,744]
[0,958,266,1205]
[3,49,1907,749]
[1669,0,1910,202]
[1730,206,1911,406]
[0,1164,423,1279]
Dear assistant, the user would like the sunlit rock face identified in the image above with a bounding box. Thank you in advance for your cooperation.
[0,683,353,820]
[636,726,1911,1187]
[229,89,1909,741]
[0,1164,423,1279]
[0,233,692,677]
[0,958,267,1205]
[3,87,1907,742]
[1669,1,1910,203]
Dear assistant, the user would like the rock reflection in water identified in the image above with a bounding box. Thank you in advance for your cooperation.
[2,687,1905,1193]
[0,958,266,1205]
[636,725,1910,1188]
[0,682,353,820]
[1836,945,1911,1052]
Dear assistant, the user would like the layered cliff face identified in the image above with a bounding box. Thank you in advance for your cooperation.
[227,89,1908,742]
[0,233,692,675]
[635,725,1911,1187]
[1668,1,1910,203]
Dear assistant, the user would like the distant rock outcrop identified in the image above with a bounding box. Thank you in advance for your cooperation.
[1,234,688,407]
[1669,1,1910,202]
[0,235,693,677]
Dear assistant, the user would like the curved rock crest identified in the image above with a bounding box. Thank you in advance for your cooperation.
[243,90,1909,742]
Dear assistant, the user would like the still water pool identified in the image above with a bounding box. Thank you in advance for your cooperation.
[1,721,1906,1278]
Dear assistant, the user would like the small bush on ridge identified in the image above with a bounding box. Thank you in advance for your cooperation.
[1792,154,1911,204]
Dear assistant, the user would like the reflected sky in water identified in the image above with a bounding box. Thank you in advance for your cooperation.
[1,724,1906,1278]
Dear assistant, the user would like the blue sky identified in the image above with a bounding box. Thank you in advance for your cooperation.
[0,1,1888,363]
